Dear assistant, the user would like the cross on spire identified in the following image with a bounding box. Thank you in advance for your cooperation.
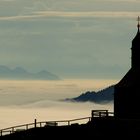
[137,16,140,32]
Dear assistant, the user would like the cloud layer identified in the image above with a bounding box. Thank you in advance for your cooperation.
[0,11,140,21]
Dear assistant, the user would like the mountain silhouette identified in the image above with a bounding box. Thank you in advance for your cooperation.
[65,85,114,103]
[0,65,60,80]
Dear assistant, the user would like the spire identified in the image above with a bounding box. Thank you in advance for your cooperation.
[137,16,140,33]
[131,17,140,69]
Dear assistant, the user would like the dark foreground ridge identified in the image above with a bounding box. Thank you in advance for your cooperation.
[1,110,140,139]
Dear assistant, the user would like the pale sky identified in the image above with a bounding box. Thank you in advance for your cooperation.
[0,0,140,79]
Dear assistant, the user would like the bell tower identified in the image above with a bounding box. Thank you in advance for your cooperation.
[131,16,140,69]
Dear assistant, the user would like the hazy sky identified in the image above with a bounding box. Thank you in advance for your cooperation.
[0,0,140,79]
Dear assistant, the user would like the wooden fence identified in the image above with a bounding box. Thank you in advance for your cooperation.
[0,117,91,136]
[0,110,114,136]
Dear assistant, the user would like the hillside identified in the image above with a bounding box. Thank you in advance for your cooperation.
[0,65,60,80]
[65,85,114,103]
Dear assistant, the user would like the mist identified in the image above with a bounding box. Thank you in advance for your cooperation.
[0,79,115,129]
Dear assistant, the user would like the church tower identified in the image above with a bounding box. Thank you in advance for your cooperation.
[132,16,140,69]
[114,17,140,119]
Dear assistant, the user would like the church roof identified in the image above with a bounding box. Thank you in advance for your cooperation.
[132,31,140,43]
[116,68,140,87]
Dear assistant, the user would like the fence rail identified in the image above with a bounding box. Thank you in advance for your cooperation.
[0,110,114,136]
[0,117,91,136]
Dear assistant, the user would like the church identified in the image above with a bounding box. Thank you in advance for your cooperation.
[114,17,140,119]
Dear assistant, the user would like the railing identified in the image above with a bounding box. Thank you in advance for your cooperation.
[92,110,114,118]
[0,110,114,137]
[0,117,91,136]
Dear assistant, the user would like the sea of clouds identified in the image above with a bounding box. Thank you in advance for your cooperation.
[0,80,114,129]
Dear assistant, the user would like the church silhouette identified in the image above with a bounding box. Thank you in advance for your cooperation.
[114,17,140,119]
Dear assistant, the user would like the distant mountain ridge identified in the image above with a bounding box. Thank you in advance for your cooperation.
[65,85,114,103]
[0,65,60,80]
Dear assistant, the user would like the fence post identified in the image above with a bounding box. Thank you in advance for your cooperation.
[40,122,42,127]
[0,130,2,136]
[99,112,101,117]
[34,119,37,128]
[12,127,14,133]
[91,110,94,118]
[89,117,91,122]
[106,110,108,117]
[26,125,28,130]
